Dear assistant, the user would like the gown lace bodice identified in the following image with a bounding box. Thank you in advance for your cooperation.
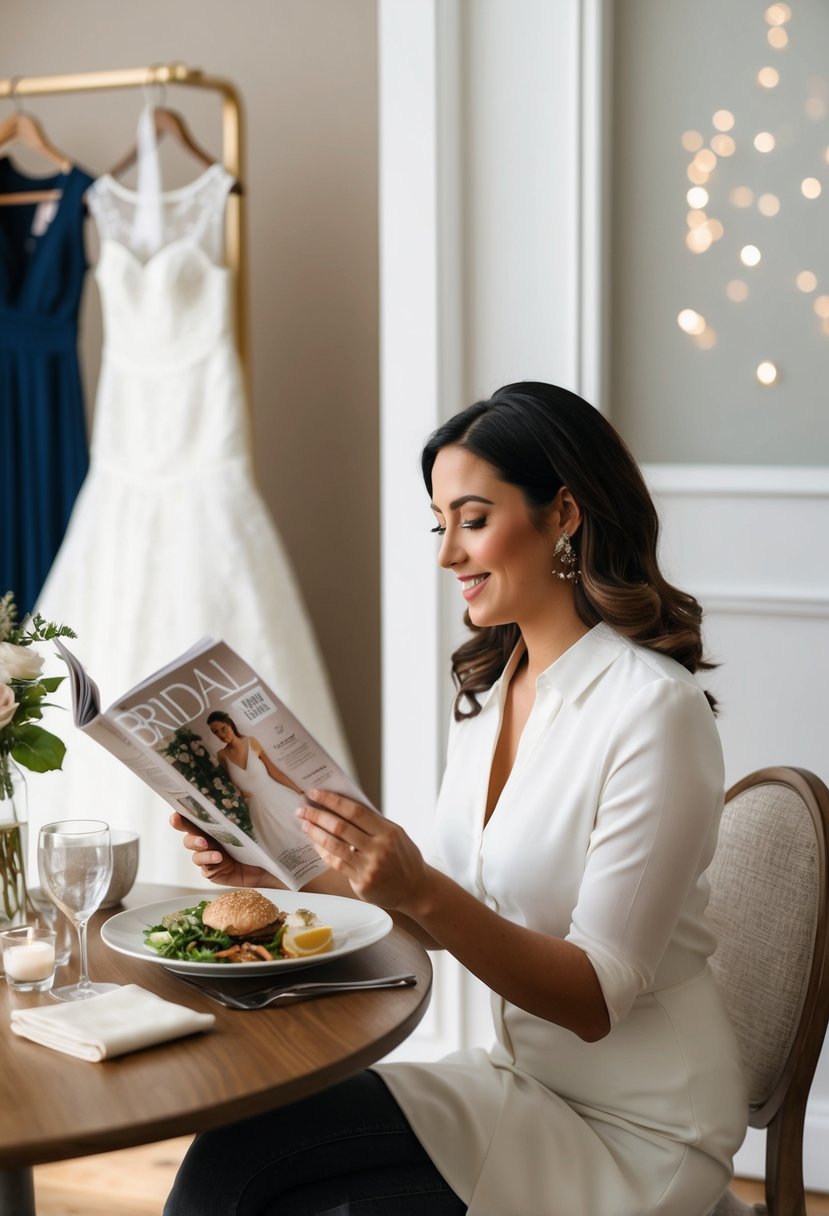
[88,164,229,263]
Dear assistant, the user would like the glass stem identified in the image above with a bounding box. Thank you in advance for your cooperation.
[75,918,92,992]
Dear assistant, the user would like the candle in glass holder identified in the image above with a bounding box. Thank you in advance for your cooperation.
[1,926,57,992]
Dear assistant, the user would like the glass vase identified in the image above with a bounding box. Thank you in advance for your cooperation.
[0,752,36,965]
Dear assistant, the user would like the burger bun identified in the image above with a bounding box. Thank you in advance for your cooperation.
[202,889,284,938]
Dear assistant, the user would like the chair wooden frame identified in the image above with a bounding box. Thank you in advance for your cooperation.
[719,767,829,1216]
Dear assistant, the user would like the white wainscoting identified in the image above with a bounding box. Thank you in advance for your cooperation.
[646,462,829,1189]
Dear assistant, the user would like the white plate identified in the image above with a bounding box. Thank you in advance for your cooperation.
[101,891,393,977]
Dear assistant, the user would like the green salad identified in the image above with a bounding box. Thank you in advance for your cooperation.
[143,900,287,964]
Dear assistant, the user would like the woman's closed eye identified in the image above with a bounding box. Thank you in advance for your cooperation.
[430,515,487,536]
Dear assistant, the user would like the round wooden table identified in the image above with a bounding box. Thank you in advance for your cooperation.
[0,884,433,1215]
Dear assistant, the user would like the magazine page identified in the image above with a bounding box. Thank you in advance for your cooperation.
[105,640,371,889]
[57,639,366,890]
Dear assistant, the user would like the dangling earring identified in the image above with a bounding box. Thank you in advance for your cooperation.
[552,530,579,581]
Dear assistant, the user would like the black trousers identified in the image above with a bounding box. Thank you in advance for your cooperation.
[163,1070,467,1216]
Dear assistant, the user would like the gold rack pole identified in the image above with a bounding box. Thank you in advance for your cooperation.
[0,62,250,414]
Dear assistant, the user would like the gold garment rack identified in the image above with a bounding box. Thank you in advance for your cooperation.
[0,63,250,402]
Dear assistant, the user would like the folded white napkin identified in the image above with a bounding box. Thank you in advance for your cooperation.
[10,984,215,1062]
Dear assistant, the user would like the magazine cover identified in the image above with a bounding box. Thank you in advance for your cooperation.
[58,638,368,890]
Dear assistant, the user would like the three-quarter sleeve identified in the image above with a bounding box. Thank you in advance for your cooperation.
[566,676,724,1025]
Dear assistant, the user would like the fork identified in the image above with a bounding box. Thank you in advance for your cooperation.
[171,971,417,1010]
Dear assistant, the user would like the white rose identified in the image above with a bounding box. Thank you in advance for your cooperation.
[0,642,44,681]
[0,683,17,729]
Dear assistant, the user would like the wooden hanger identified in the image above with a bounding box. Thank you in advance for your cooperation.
[0,87,73,206]
[107,105,242,193]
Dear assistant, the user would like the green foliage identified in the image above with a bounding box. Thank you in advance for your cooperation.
[10,724,66,773]
[0,591,74,780]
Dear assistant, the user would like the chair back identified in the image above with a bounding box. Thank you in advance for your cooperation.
[706,767,829,1132]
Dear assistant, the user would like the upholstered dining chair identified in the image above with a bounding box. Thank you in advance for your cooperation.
[705,766,829,1216]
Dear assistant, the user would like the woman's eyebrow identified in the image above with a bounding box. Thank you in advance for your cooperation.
[430,494,495,513]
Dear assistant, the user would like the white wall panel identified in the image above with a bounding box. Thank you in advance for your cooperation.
[648,465,829,1187]
[462,0,580,396]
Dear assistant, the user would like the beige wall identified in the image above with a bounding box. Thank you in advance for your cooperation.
[2,0,381,799]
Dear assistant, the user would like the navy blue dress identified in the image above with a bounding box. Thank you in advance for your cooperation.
[0,159,93,615]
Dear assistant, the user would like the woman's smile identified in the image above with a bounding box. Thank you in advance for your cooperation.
[459,572,490,601]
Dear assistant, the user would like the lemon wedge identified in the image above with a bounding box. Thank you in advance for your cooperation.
[282,925,334,958]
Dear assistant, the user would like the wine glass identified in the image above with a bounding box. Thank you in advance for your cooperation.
[37,819,120,1001]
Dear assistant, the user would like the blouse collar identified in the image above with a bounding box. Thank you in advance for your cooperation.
[477,621,626,712]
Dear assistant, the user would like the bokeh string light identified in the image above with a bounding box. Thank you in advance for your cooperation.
[678,2,827,385]
[765,4,791,25]
[726,279,750,302]
[677,309,707,335]
[757,192,781,216]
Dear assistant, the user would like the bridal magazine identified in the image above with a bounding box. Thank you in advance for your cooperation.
[56,638,368,890]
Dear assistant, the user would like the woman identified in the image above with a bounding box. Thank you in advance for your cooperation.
[206,711,307,863]
[165,382,747,1216]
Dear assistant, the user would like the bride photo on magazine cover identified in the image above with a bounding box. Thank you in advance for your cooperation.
[206,710,309,861]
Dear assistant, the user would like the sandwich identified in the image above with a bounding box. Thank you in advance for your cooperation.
[202,889,286,960]
[198,889,328,961]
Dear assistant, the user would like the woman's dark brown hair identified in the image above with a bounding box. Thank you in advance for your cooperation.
[421,381,716,720]
[206,711,242,736]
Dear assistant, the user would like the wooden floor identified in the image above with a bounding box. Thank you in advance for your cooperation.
[32,1142,829,1216]
[34,1139,193,1216]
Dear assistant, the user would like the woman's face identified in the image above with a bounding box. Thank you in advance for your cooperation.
[209,720,234,744]
[429,445,563,631]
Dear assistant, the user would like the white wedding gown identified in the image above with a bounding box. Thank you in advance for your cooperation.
[222,743,310,870]
[36,164,353,886]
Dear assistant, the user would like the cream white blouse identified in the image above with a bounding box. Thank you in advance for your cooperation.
[377,623,747,1216]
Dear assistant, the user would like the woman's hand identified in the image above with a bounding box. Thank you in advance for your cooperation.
[168,812,280,889]
[299,796,609,1040]
[295,790,431,913]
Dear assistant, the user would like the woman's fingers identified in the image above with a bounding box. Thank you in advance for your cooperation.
[307,788,375,827]
[296,811,370,866]
[297,803,364,846]
[298,789,377,847]
[168,813,224,866]
[294,794,379,881]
